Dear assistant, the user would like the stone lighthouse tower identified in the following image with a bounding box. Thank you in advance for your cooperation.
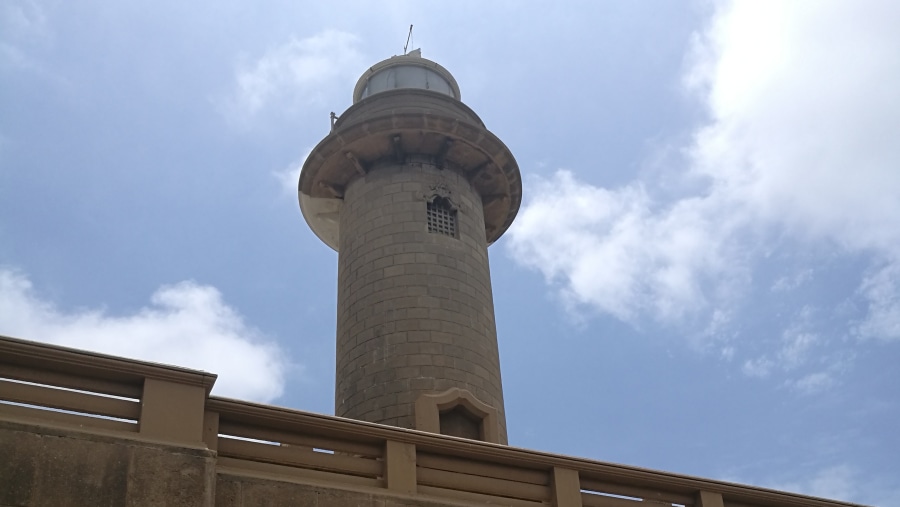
[298,50,520,444]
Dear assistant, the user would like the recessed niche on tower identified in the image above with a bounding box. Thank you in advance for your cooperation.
[439,405,482,440]
[415,388,501,444]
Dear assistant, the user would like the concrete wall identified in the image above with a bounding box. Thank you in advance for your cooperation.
[0,420,215,507]
[335,162,506,442]
[216,474,467,507]
[0,385,862,507]
[0,420,466,507]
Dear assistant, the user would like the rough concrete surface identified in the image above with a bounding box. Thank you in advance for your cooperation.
[0,421,215,507]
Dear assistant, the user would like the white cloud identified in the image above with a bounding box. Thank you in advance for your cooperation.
[0,0,57,77]
[741,357,773,379]
[771,269,813,293]
[0,269,287,402]
[719,345,735,361]
[217,30,364,123]
[686,2,900,251]
[0,0,49,45]
[803,465,857,501]
[273,148,312,196]
[757,463,900,505]
[788,372,835,396]
[777,316,818,370]
[506,170,742,325]
[769,465,858,502]
[507,1,900,345]
[856,262,900,341]
[739,307,848,392]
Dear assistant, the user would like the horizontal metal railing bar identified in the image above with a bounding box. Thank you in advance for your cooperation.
[580,477,695,506]
[0,335,216,392]
[217,437,381,478]
[0,363,143,399]
[416,485,545,507]
[217,457,382,489]
[208,397,387,445]
[217,420,382,458]
[417,466,549,502]
[417,452,548,486]
[0,402,136,433]
[582,491,646,507]
[0,379,140,420]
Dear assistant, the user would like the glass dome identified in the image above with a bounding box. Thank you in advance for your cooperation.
[360,65,454,99]
[352,50,461,103]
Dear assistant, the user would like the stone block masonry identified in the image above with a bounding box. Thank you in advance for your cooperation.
[335,162,507,443]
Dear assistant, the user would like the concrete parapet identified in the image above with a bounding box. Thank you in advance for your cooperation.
[0,330,866,507]
[0,419,215,507]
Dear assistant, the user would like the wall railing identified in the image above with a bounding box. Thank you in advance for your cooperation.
[0,335,865,507]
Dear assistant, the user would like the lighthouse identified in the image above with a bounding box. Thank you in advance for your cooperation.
[298,49,521,444]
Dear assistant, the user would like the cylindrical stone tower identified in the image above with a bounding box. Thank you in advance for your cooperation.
[298,50,520,444]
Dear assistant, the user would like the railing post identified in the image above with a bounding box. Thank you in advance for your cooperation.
[139,377,206,444]
[696,491,725,507]
[203,409,220,451]
[551,467,583,507]
[385,440,417,494]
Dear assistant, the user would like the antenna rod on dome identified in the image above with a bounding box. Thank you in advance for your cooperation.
[403,24,413,54]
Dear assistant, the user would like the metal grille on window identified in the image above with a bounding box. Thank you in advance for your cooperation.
[427,198,457,237]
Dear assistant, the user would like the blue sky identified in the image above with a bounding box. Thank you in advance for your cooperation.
[1,1,898,504]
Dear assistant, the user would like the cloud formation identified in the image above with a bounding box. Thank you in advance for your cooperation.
[507,1,900,345]
[855,262,900,341]
[0,0,54,76]
[507,170,740,324]
[686,1,900,252]
[0,269,287,402]
[762,465,859,503]
[764,463,900,506]
[217,29,364,123]
[273,147,312,196]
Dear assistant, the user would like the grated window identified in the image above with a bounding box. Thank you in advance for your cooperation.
[427,198,457,237]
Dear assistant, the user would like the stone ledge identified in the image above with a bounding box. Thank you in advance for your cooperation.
[0,416,213,456]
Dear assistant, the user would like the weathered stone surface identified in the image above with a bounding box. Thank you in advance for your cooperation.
[335,163,507,443]
[0,421,214,507]
[127,443,216,507]
[0,428,39,506]
[36,432,129,507]
[238,478,318,506]
[215,476,242,507]
[216,473,473,507]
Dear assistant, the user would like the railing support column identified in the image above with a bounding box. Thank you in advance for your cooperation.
[139,377,206,444]
[203,409,220,451]
[696,491,725,507]
[552,467,583,507]
[385,440,417,494]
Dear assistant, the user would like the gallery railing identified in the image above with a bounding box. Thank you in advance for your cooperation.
[0,335,864,507]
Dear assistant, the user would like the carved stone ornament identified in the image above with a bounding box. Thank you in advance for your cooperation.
[429,182,451,199]
[422,182,459,211]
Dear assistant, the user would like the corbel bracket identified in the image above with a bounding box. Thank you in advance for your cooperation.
[466,160,492,183]
[318,180,345,198]
[392,135,404,163]
[344,151,367,176]
[435,138,454,168]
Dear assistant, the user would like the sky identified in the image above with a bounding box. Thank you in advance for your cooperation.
[1,1,898,504]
